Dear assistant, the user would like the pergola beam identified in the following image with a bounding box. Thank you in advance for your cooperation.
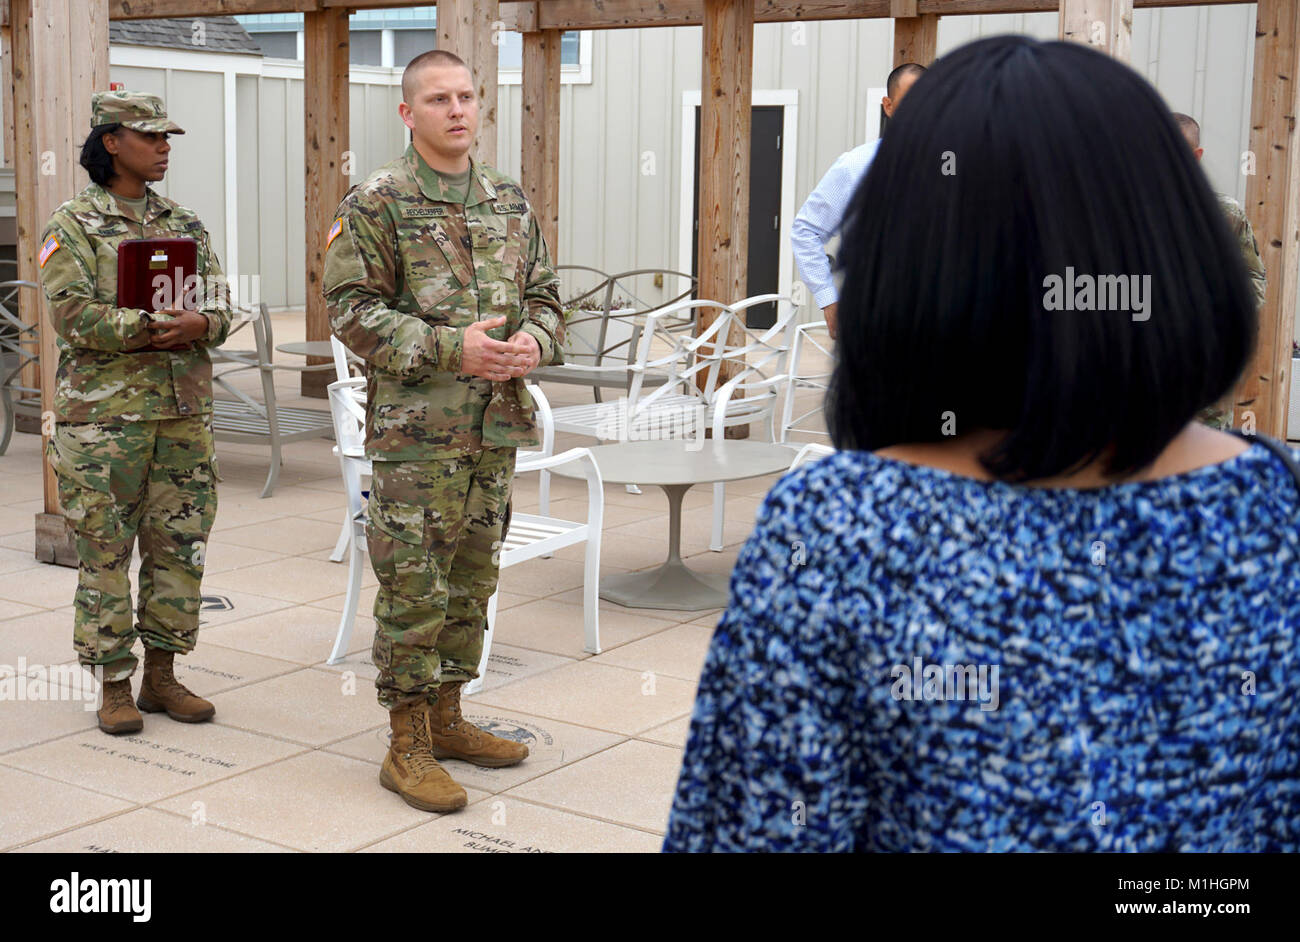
[301,7,348,397]
[1234,0,1300,437]
[520,7,562,260]
[105,0,1253,25]
[437,0,499,167]
[9,0,109,559]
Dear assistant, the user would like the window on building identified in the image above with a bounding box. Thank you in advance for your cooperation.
[393,29,438,68]
[248,30,297,60]
[350,30,383,66]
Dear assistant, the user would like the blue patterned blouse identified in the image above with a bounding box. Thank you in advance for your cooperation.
[663,445,1300,852]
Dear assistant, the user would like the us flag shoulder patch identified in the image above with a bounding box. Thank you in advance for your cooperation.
[38,236,59,268]
[326,217,343,249]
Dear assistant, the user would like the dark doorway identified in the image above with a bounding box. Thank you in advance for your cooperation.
[691,105,784,328]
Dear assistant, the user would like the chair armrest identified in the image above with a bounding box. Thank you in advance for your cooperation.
[525,382,555,459]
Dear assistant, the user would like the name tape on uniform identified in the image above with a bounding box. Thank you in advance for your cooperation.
[401,207,449,219]
[493,202,527,214]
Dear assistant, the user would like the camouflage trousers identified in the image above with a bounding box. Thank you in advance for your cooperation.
[47,417,218,683]
[368,447,515,710]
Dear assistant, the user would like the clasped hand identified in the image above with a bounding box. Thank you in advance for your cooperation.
[146,309,209,349]
[460,316,540,382]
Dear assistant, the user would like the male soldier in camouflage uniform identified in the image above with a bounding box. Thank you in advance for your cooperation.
[39,91,233,735]
[323,50,565,812]
[1172,113,1267,430]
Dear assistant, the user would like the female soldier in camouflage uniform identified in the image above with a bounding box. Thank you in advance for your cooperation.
[38,91,234,734]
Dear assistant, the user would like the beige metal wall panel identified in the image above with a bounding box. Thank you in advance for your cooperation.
[236,74,261,293]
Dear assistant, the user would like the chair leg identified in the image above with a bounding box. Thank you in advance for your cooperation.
[260,444,280,498]
[710,481,726,552]
[327,534,364,664]
[625,483,642,495]
[582,537,601,655]
[539,469,551,517]
[328,509,350,563]
[465,590,499,696]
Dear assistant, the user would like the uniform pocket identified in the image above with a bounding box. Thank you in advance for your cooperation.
[365,495,433,599]
[48,433,123,541]
[399,220,471,316]
[74,585,103,616]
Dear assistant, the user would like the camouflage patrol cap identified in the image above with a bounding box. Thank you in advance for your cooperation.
[90,90,185,134]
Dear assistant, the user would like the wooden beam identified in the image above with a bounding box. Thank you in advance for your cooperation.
[893,13,938,65]
[1,22,13,168]
[1059,0,1133,62]
[493,0,1246,31]
[698,0,753,433]
[11,0,109,561]
[110,0,318,17]
[436,0,499,168]
[302,7,347,398]
[1234,0,1300,438]
[521,24,561,261]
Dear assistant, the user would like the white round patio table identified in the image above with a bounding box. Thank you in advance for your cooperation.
[552,439,793,610]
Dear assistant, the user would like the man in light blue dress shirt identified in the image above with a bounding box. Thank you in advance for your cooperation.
[791,63,925,338]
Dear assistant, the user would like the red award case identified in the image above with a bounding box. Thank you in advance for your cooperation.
[116,238,199,352]
[116,237,198,312]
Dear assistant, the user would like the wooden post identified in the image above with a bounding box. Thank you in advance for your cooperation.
[1233,0,1300,437]
[302,8,348,399]
[437,0,499,167]
[699,0,753,435]
[1059,0,1133,63]
[1,19,13,170]
[10,0,108,563]
[520,8,561,260]
[892,0,938,67]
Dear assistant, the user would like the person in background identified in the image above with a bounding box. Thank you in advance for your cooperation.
[1171,111,1267,430]
[664,36,1298,852]
[791,62,925,339]
[39,91,233,736]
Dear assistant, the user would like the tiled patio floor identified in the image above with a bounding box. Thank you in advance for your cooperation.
[0,310,830,853]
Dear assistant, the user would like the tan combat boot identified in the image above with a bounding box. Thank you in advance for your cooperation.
[137,648,215,722]
[380,701,468,812]
[427,681,529,768]
[97,678,143,735]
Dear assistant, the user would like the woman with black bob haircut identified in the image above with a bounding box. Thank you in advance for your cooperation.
[79,122,121,187]
[664,35,1300,852]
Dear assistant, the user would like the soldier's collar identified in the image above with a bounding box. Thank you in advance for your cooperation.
[88,183,169,224]
[405,144,497,208]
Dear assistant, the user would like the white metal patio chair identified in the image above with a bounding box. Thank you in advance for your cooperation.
[324,378,605,690]
[789,442,836,469]
[210,303,335,497]
[546,293,799,551]
[778,321,834,445]
[325,335,557,563]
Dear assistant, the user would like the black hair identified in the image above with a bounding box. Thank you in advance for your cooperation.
[879,63,926,137]
[80,123,121,186]
[828,35,1257,482]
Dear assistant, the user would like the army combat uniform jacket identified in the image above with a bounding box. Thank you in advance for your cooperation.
[1198,195,1267,430]
[1218,194,1266,308]
[39,182,234,422]
[323,146,565,460]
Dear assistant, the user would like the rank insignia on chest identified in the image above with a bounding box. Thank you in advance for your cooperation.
[401,206,449,219]
[326,217,343,249]
[38,236,60,268]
